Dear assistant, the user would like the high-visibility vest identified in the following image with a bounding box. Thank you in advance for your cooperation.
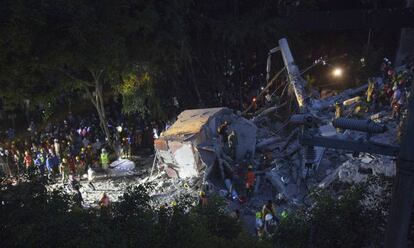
[101,153,109,165]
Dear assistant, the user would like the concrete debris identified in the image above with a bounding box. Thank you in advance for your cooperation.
[370,111,388,120]
[318,166,341,188]
[360,156,374,164]
[312,84,368,111]
[256,137,282,150]
[338,160,368,184]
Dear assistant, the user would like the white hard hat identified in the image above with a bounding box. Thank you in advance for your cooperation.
[265,214,273,221]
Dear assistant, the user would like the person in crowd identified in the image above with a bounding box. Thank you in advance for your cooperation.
[53,139,61,158]
[75,156,86,178]
[227,130,238,159]
[60,158,69,183]
[23,151,33,173]
[245,165,256,199]
[217,121,229,144]
[99,192,111,211]
[198,191,208,208]
[261,200,276,221]
[100,148,109,170]
[391,85,404,119]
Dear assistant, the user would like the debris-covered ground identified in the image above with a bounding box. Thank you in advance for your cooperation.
[47,155,200,209]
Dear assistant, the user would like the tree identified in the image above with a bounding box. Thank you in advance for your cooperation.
[274,184,388,248]
[0,0,189,142]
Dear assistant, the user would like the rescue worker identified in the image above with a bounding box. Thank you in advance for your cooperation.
[0,148,11,178]
[85,145,94,167]
[378,83,389,107]
[46,151,59,177]
[217,121,229,144]
[5,150,17,178]
[72,184,84,208]
[260,150,272,169]
[230,209,240,221]
[66,153,76,174]
[59,158,69,183]
[391,85,403,119]
[245,165,256,198]
[121,137,131,158]
[335,101,343,119]
[366,77,375,104]
[23,151,33,173]
[99,192,111,209]
[227,130,238,159]
[264,213,277,237]
[34,152,45,175]
[335,101,343,133]
[79,147,87,161]
[87,165,96,190]
[39,148,46,170]
[261,200,276,221]
[198,191,208,207]
[53,139,61,158]
[255,212,265,239]
[100,148,109,170]
[75,156,86,178]
[65,141,74,157]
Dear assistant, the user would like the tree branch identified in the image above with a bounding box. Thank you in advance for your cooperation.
[59,68,94,87]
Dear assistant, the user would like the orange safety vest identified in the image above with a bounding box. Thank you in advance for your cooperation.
[246,171,256,188]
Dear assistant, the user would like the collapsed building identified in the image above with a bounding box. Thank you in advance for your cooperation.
[154,107,257,181]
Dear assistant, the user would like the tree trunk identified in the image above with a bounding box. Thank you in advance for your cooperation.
[84,70,113,149]
[94,80,112,147]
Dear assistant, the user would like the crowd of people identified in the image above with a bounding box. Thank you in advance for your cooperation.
[0,109,162,183]
[377,58,413,120]
[334,57,413,123]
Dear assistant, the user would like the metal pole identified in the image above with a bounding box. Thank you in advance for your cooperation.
[384,82,414,248]
[278,38,309,112]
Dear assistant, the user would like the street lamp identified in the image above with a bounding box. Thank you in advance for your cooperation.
[332,67,343,77]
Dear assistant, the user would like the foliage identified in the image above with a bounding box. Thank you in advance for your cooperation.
[0,0,391,120]
[274,185,386,248]
[0,180,270,248]
[0,0,290,117]
[118,68,165,119]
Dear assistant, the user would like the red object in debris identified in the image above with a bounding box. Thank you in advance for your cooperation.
[252,97,257,102]
[239,196,247,204]
[246,171,256,188]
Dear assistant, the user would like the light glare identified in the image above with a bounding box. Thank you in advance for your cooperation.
[332,68,343,77]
